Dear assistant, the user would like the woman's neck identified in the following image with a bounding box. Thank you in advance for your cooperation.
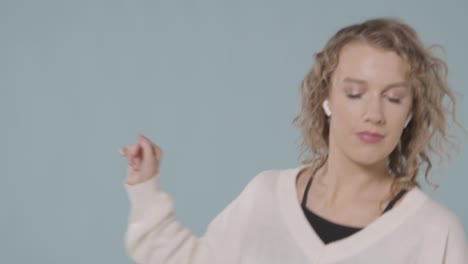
[313,148,393,206]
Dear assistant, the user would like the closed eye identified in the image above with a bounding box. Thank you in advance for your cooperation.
[347,94,362,99]
[386,96,401,104]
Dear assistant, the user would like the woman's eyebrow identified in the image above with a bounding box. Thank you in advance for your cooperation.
[343,77,367,86]
[343,77,408,90]
[385,81,409,90]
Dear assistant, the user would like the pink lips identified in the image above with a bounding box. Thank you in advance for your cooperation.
[356,131,384,143]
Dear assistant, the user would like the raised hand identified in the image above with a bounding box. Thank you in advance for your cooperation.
[119,134,162,185]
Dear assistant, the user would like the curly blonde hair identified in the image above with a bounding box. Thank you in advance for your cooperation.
[292,17,464,192]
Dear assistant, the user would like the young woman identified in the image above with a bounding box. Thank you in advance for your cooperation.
[120,18,467,263]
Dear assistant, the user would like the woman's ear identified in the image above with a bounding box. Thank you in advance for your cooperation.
[322,99,332,117]
[404,113,412,128]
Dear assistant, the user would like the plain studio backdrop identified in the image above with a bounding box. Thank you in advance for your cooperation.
[1,0,467,263]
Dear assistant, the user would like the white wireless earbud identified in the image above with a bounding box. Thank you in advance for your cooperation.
[322,100,332,117]
[404,114,412,128]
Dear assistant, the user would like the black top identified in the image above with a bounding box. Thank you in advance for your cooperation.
[301,175,407,244]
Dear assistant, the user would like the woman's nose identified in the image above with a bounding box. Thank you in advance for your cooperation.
[363,98,385,125]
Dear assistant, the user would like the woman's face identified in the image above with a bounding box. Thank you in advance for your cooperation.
[327,41,413,167]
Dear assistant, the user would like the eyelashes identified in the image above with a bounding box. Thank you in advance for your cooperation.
[387,97,401,104]
[346,94,402,104]
[347,94,361,99]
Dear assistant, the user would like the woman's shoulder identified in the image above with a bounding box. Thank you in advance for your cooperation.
[412,188,466,235]
[245,166,301,189]
[219,167,298,214]
[414,190,468,259]
[233,166,301,200]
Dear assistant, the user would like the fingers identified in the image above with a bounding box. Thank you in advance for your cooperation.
[129,143,141,157]
[119,134,162,161]
[152,141,162,160]
[119,144,137,159]
[119,143,141,169]
[119,148,126,156]
[138,134,156,160]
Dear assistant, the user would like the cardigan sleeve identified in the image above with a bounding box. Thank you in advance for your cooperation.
[123,172,260,264]
[442,213,468,264]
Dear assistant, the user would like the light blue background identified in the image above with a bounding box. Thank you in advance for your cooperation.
[1,0,467,263]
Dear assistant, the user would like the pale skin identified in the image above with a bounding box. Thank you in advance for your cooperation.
[119,134,162,186]
[297,41,413,228]
[120,41,413,229]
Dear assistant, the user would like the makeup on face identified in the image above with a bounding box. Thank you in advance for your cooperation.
[356,131,385,144]
[341,77,410,104]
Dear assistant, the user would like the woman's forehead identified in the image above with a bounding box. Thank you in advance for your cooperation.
[333,42,409,86]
